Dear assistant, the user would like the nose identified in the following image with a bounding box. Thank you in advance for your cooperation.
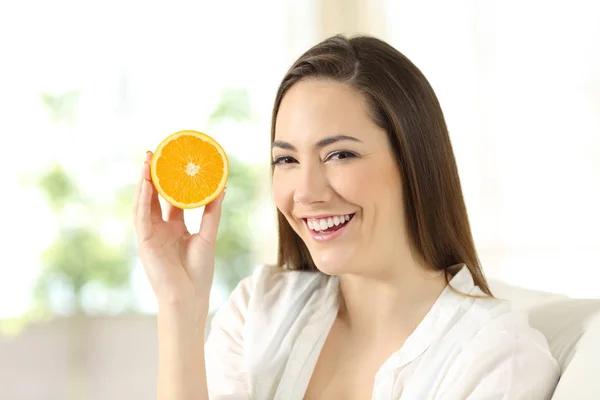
[293,163,332,205]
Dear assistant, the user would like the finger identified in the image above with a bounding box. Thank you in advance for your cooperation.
[132,162,145,218]
[136,177,154,241]
[132,151,153,218]
[165,203,184,223]
[198,188,227,246]
[141,155,162,224]
[136,162,164,241]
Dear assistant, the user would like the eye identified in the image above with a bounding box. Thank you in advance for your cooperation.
[271,156,297,166]
[326,150,358,161]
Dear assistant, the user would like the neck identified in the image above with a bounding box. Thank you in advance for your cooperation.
[336,257,447,339]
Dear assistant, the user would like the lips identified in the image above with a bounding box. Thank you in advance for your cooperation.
[305,214,354,232]
[303,213,355,242]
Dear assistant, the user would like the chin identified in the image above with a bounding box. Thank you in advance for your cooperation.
[308,248,354,276]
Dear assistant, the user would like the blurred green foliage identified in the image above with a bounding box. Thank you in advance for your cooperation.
[208,88,253,123]
[36,164,78,212]
[41,89,82,125]
[210,87,260,291]
[214,156,260,291]
[34,166,135,315]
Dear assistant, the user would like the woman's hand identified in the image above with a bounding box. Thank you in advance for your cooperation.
[132,151,225,319]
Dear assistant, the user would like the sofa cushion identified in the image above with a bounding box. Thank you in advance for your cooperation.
[531,299,600,399]
[489,280,600,399]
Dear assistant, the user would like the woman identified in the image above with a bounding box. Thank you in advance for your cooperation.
[133,35,560,399]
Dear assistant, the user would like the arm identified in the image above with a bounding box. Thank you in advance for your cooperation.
[132,151,226,400]
[154,273,252,400]
[157,304,209,400]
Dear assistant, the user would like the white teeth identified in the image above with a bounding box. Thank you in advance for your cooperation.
[307,214,353,232]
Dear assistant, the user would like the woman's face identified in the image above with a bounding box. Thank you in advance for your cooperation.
[272,79,408,276]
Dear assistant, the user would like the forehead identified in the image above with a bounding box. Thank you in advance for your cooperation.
[274,79,378,144]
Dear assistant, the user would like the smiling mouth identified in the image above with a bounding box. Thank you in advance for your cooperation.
[304,213,355,234]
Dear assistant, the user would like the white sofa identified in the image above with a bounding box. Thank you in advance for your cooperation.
[488,280,600,399]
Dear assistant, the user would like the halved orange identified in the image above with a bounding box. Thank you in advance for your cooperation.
[150,130,229,209]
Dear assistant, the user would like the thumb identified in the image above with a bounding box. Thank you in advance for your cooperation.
[198,188,227,247]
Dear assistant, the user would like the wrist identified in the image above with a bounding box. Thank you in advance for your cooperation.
[158,304,207,329]
[158,292,208,316]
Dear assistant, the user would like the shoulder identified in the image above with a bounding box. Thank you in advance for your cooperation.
[244,264,337,319]
[437,294,560,398]
[213,265,338,377]
[215,264,336,323]
[441,267,557,351]
[207,265,333,349]
[455,289,559,376]
[461,296,558,372]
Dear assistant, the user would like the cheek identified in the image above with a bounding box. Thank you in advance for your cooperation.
[329,159,403,219]
[272,170,294,213]
[328,162,380,200]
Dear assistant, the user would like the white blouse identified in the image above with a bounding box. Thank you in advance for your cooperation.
[205,265,560,399]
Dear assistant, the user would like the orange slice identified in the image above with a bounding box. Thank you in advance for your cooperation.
[150,130,229,209]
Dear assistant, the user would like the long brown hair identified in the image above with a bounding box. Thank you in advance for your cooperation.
[270,34,492,296]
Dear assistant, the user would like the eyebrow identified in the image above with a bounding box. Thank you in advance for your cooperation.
[271,134,363,151]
